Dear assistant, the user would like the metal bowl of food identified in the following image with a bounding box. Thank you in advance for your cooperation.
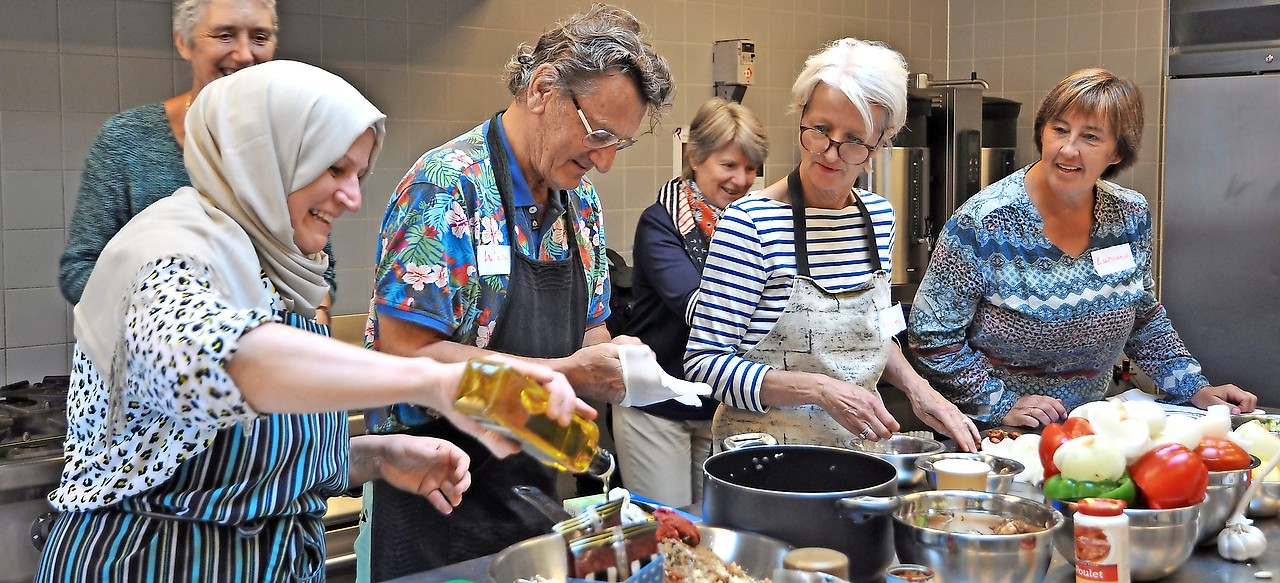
[916,452,1024,494]
[842,489,1062,583]
[845,433,946,487]
[1052,499,1202,582]
[1197,455,1259,543]
[486,524,790,583]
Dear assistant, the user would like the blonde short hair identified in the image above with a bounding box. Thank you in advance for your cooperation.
[682,98,768,181]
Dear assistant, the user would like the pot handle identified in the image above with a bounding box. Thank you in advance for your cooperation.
[838,495,902,523]
[513,485,574,523]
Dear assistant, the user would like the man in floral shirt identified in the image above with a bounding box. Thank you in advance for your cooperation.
[361,4,675,579]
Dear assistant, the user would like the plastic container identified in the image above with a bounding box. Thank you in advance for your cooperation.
[1074,498,1130,583]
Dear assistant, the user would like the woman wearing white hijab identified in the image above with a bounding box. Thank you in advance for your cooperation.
[35,60,589,582]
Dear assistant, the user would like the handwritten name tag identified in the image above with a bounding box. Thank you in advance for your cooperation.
[477,244,511,276]
[879,302,907,341]
[1091,243,1136,276]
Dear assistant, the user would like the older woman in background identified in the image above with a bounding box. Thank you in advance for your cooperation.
[58,0,337,317]
[34,60,587,583]
[684,39,979,453]
[616,98,768,507]
[908,68,1257,428]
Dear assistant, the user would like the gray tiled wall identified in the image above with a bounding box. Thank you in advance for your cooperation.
[0,0,1164,384]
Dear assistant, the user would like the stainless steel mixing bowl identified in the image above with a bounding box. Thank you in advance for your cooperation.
[1247,479,1280,518]
[486,524,790,583]
[843,489,1062,583]
[916,452,1024,494]
[1196,455,1258,543]
[845,433,945,487]
[1052,499,1202,582]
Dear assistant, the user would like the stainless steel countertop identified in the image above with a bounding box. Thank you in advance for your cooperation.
[389,492,1280,583]
[392,521,1280,583]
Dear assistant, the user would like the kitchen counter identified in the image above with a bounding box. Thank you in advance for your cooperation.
[388,510,1280,583]
[391,427,1280,583]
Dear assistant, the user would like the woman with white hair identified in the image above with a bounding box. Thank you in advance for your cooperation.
[59,0,339,318]
[34,60,586,582]
[684,39,980,452]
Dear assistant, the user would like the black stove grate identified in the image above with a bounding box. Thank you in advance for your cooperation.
[0,376,69,461]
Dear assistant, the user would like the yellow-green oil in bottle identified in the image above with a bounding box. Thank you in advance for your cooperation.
[454,359,610,475]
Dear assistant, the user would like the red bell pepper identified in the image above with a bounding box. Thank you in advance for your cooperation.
[1195,437,1254,472]
[1038,417,1094,479]
[1129,442,1209,509]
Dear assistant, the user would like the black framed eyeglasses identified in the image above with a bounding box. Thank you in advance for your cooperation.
[570,92,638,151]
[799,126,882,165]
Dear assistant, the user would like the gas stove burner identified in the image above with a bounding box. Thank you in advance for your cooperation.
[0,376,69,461]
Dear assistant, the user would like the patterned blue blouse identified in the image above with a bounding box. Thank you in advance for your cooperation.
[907,166,1208,425]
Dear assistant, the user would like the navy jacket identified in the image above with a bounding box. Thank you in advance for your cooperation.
[625,201,719,420]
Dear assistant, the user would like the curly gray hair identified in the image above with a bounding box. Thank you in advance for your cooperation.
[173,0,278,47]
[503,3,674,127]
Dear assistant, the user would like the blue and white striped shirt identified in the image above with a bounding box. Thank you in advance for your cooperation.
[683,190,896,412]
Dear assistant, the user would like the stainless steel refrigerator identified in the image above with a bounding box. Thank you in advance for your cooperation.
[1162,0,1280,404]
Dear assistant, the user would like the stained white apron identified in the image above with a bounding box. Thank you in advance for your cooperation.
[712,168,893,449]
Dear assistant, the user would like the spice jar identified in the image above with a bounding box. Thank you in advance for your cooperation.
[1074,497,1130,583]
[886,563,935,583]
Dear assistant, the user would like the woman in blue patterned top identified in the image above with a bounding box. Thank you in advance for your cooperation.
[908,68,1257,428]
[684,39,979,453]
[35,61,586,583]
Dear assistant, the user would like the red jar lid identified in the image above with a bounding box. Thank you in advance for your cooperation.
[1077,497,1127,516]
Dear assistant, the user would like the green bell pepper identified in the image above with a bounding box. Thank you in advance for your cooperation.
[1042,471,1136,504]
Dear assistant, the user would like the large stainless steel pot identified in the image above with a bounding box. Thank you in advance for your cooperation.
[702,444,898,583]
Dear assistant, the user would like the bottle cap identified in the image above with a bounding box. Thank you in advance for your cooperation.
[1076,497,1127,516]
[783,547,849,579]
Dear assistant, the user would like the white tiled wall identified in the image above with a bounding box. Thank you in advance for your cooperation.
[0,0,1167,384]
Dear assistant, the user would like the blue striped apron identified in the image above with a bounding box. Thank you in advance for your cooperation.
[35,311,348,583]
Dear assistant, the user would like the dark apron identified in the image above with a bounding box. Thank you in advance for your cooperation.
[370,112,589,581]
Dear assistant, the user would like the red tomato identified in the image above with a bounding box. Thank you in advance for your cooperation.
[1195,437,1253,472]
[1129,443,1209,509]
[1038,417,1095,479]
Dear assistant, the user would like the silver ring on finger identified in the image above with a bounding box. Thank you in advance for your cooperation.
[859,423,873,439]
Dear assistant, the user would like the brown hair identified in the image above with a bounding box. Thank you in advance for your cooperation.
[1033,68,1143,179]
[682,98,769,181]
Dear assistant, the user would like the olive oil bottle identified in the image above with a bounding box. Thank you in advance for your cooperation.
[455,359,614,477]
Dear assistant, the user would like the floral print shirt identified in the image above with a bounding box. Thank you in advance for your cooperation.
[365,118,610,432]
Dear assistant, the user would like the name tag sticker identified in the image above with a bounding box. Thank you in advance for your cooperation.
[879,302,907,341]
[1091,243,1136,276]
[477,244,511,276]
